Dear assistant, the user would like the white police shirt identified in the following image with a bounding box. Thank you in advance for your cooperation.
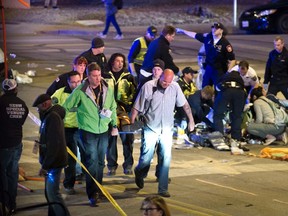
[230,65,259,87]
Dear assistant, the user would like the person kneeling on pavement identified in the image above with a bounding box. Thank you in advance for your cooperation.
[247,86,287,145]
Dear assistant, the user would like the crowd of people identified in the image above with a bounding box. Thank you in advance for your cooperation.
[1,21,288,215]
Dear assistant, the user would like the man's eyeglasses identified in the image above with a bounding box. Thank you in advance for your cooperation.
[140,208,159,212]
[69,81,81,84]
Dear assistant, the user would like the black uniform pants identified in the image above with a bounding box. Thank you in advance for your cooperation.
[268,83,288,99]
[213,88,246,140]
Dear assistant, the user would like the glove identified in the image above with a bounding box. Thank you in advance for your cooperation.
[243,103,253,112]
[130,71,137,78]
[263,84,269,91]
[180,120,188,130]
[176,28,184,34]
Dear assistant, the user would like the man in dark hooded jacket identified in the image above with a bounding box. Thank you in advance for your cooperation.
[33,93,70,216]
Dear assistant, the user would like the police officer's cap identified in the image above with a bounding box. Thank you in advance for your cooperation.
[211,22,228,35]
[147,26,157,37]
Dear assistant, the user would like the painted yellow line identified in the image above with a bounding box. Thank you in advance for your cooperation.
[196,178,257,196]
[166,199,232,216]
[168,203,224,216]
[273,199,288,205]
[104,185,232,216]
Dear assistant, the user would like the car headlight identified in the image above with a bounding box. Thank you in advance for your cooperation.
[256,9,277,17]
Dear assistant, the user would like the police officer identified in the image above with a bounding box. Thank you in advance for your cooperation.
[213,70,246,141]
[139,25,179,89]
[264,36,288,99]
[128,26,157,80]
[230,60,259,98]
[176,22,236,88]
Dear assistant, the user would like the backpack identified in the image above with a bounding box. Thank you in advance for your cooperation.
[260,97,288,126]
[113,0,123,10]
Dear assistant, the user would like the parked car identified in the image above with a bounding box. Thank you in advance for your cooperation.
[239,0,288,34]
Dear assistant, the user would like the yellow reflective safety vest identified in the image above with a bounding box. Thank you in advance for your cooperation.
[133,37,147,66]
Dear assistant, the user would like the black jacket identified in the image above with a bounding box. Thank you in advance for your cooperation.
[78,49,109,74]
[0,92,28,148]
[46,70,87,96]
[141,35,179,74]
[264,47,288,85]
[39,104,68,170]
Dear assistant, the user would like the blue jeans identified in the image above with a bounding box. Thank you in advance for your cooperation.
[135,127,173,193]
[79,129,108,199]
[74,130,84,176]
[0,143,22,210]
[45,168,70,216]
[103,13,122,35]
[107,133,134,171]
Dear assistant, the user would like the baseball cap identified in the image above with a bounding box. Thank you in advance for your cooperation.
[211,22,224,29]
[182,67,198,74]
[32,94,51,107]
[91,37,105,49]
[2,79,17,91]
[147,26,157,37]
[153,59,165,71]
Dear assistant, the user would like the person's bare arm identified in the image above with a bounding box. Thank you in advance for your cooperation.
[130,107,139,124]
[182,101,195,132]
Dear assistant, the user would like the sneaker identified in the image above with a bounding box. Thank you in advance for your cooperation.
[114,34,124,40]
[97,32,107,39]
[44,6,48,8]
[134,168,144,189]
[107,169,116,176]
[89,193,101,207]
[52,6,59,9]
[64,187,76,195]
[124,169,133,175]
[263,135,276,146]
[231,146,244,155]
[158,191,171,197]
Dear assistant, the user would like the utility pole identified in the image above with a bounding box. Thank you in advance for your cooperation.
[234,0,237,27]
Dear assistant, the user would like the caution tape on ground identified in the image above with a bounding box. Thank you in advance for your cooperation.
[28,111,127,216]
